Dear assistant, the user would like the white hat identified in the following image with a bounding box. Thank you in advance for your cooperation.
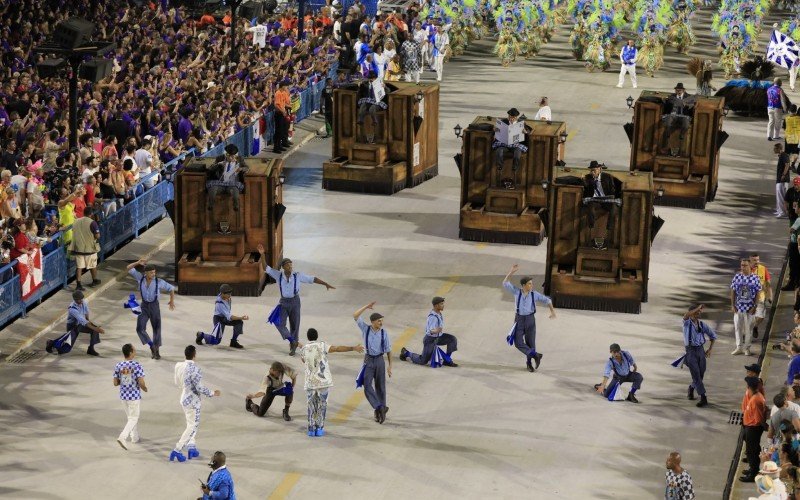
[207,81,216,89]
[759,461,780,475]
[143,135,154,142]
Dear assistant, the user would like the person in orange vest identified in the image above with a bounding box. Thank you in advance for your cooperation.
[273,81,292,154]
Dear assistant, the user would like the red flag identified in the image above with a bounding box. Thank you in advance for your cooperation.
[18,247,43,301]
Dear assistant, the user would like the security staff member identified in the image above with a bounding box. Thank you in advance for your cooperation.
[400,296,458,367]
[198,451,236,500]
[354,302,392,424]
[45,290,105,356]
[503,264,556,372]
[258,244,335,356]
[126,258,176,360]
[683,304,716,407]
[594,343,643,403]
[273,80,291,154]
[196,284,249,348]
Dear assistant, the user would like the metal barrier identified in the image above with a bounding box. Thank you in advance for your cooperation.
[0,68,334,329]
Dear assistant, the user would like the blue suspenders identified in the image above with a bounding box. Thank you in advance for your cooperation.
[139,277,160,303]
[516,291,535,315]
[279,272,298,298]
[363,326,387,354]
[427,312,441,337]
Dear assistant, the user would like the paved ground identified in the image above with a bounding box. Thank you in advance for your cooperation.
[2,7,798,500]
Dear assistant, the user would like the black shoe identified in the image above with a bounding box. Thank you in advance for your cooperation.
[154,347,161,360]
[378,406,387,424]
[150,346,156,359]
[196,332,203,345]
[399,347,408,361]
[245,398,253,412]
[289,341,297,356]
[688,386,695,400]
[556,160,566,167]
[742,457,749,463]
[230,340,244,349]
[233,206,239,212]
[272,148,285,154]
[283,408,292,421]
[752,326,759,339]
[625,393,639,404]
[534,352,542,369]
[89,279,101,287]
[443,360,458,367]
[739,475,756,483]
[696,395,708,407]
[526,360,535,372]
[46,340,54,354]
[782,284,796,291]
[374,409,380,422]
[87,347,99,357]
[75,283,85,291]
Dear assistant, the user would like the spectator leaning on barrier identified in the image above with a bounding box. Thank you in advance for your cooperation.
[70,206,101,291]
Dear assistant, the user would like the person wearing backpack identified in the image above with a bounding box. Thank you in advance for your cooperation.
[126,258,176,360]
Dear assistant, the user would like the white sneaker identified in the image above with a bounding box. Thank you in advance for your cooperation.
[744,348,753,356]
[633,85,638,88]
[616,84,623,88]
[731,348,744,355]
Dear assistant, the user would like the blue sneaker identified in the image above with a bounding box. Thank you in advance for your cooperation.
[307,430,315,437]
[315,428,325,437]
[169,450,186,462]
[187,448,199,459]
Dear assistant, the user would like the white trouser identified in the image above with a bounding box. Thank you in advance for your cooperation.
[119,400,141,441]
[175,405,199,451]
[778,182,789,215]
[618,64,637,88]
[768,108,783,139]
[733,311,754,349]
[791,65,798,91]
[435,55,445,81]
[405,71,420,83]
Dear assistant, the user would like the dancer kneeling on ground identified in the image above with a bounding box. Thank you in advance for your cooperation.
[245,362,296,421]
[594,343,643,403]
[400,296,458,367]
[196,284,249,349]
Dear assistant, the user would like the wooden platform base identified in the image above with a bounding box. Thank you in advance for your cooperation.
[322,159,407,195]
[410,164,438,187]
[178,253,266,296]
[459,204,545,246]
[549,265,645,314]
[647,172,710,210]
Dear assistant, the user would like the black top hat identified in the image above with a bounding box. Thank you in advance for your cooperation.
[589,160,605,169]
[507,108,520,117]
[674,82,685,90]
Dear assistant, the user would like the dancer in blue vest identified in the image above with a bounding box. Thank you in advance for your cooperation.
[45,290,105,356]
[503,264,556,372]
[257,244,335,356]
[126,258,176,360]
[682,304,716,408]
[196,284,249,348]
[616,39,638,89]
[400,296,458,367]
[353,302,392,424]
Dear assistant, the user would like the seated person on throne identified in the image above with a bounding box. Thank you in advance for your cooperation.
[356,71,389,144]
[492,107,531,188]
[582,160,620,250]
[661,82,696,156]
[206,143,248,215]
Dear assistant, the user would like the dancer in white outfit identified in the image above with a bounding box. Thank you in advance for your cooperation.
[170,345,220,462]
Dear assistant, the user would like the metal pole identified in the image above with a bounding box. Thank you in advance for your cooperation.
[68,57,81,150]
[298,0,306,40]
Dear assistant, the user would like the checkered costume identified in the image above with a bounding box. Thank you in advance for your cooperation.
[665,469,695,500]
[114,360,145,400]
[114,360,145,443]
[730,273,761,312]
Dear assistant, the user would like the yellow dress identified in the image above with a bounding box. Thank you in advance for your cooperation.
[59,201,75,247]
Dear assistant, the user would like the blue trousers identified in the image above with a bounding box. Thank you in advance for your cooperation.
[409,334,458,364]
[685,345,707,396]
[363,354,387,410]
[136,301,161,347]
[202,315,244,345]
[513,313,536,358]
